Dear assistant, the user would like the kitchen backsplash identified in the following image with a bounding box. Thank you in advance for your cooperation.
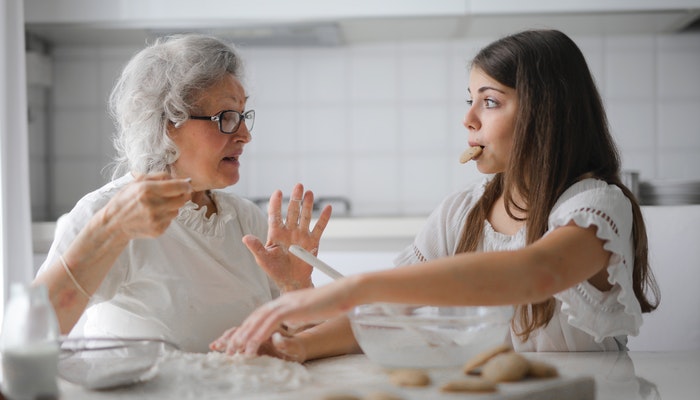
[27,31,700,221]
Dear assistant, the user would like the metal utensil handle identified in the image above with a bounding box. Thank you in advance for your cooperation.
[289,245,345,280]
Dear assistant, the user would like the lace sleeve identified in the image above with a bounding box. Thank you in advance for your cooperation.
[549,179,643,341]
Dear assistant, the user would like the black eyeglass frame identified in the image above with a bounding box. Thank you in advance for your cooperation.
[189,109,255,134]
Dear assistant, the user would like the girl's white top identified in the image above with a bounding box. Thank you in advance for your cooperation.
[395,178,642,351]
[37,174,279,353]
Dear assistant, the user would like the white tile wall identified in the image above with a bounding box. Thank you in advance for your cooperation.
[27,83,50,220]
[28,32,700,220]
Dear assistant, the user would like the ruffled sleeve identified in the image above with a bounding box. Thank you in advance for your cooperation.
[394,179,487,267]
[549,179,643,341]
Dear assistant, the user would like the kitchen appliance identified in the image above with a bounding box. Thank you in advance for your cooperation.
[251,196,351,217]
[639,179,700,205]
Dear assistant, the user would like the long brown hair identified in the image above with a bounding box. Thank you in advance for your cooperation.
[455,30,660,341]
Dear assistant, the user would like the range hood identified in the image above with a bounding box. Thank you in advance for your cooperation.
[24,0,700,46]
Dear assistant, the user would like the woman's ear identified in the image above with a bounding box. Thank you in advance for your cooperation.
[166,119,179,138]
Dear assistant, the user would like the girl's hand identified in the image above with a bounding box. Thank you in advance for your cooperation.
[210,326,307,362]
[101,172,192,240]
[244,183,332,292]
[210,277,357,356]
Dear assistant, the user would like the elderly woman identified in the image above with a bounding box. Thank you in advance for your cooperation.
[33,34,331,353]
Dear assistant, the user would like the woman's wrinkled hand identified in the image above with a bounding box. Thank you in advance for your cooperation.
[243,183,332,292]
[209,278,356,357]
[100,172,192,240]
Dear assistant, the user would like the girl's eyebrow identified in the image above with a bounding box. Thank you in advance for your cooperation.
[467,86,506,94]
[478,86,506,94]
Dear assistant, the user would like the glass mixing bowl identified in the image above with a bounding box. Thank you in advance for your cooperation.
[58,337,178,389]
[348,304,514,368]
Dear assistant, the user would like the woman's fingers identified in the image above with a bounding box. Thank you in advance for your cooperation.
[271,332,306,362]
[209,326,237,352]
[232,289,329,355]
[258,184,332,288]
[285,183,305,227]
[311,204,332,243]
[218,280,355,357]
[247,303,299,355]
[109,174,192,239]
[276,183,318,231]
[242,234,285,280]
[132,174,192,206]
[232,294,312,356]
[298,190,315,231]
[148,177,193,198]
[267,190,284,230]
[210,325,305,362]
[225,303,281,355]
[242,234,266,256]
[268,183,331,234]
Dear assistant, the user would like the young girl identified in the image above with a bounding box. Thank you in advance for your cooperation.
[211,29,660,358]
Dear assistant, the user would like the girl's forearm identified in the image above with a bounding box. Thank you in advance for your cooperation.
[295,316,361,362]
[350,225,608,308]
[352,249,554,307]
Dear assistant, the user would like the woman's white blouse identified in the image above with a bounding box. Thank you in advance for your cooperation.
[37,174,279,353]
[394,177,641,351]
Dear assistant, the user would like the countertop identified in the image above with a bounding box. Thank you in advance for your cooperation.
[54,350,700,400]
[30,216,429,253]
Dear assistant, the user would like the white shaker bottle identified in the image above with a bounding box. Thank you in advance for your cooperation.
[1,283,60,400]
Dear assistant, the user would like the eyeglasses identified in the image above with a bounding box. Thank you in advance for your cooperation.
[189,110,255,134]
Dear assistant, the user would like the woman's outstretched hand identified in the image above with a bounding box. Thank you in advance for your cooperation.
[244,183,332,292]
[209,277,358,356]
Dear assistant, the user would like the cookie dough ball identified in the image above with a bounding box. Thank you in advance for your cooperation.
[388,369,431,387]
[481,352,530,383]
[440,377,497,393]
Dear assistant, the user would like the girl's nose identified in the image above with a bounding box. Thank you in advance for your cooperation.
[463,108,479,131]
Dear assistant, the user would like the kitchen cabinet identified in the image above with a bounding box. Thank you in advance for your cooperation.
[23,0,700,25]
[23,0,700,45]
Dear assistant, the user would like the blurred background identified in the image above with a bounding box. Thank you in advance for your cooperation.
[22,0,700,222]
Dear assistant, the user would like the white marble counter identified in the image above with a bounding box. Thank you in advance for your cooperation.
[53,350,700,400]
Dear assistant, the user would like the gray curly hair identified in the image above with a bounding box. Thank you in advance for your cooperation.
[108,34,243,178]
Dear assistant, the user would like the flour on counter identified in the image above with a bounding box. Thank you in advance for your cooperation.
[146,350,311,398]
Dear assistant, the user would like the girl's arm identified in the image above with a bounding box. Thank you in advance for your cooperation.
[217,223,610,355]
[356,223,610,306]
[294,316,361,361]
